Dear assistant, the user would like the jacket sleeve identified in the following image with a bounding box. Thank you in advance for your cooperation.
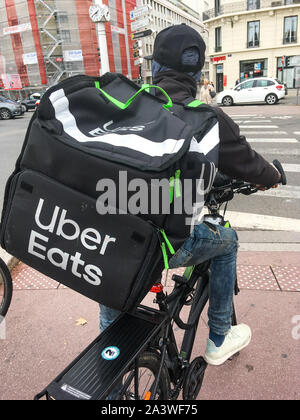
[214,107,279,188]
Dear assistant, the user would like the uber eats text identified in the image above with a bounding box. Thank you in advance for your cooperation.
[28,198,117,286]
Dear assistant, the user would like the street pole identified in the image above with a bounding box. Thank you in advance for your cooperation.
[95,0,110,75]
[90,0,111,76]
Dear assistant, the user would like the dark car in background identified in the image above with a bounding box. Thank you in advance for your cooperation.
[21,98,38,111]
[21,92,44,112]
[0,95,24,119]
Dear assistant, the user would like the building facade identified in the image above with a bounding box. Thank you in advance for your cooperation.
[136,0,209,83]
[0,0,139,98]
[203,0,300,91]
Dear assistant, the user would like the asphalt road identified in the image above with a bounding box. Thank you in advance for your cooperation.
[0,112,30,207]
[221,102,300,249]
[0,103,299,250]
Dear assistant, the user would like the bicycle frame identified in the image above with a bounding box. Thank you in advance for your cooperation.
[131,261,211,400]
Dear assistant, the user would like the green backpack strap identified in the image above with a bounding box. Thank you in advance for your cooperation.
[186,99,204,108]
[95,81,173,110]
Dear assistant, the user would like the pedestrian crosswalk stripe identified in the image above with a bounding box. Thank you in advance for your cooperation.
[256,185,300,200]
[229,114,257,116]
[282,163,300,173]
[241,131,287,135]
[294,132,300,135]
[233,120,272,124]
[272,116,293,120]
[226,211,300,232]
[248,138,298,143]
[253,147,300,156]
[239,125,279,128]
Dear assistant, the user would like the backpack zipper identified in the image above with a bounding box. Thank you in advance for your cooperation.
[169,169,181,204]
[149,222,175,270]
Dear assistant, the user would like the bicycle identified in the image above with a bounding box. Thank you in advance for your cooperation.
[35,160,286,401]
[0,257,13,318]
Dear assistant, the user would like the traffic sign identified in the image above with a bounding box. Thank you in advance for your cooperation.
[131,16,151,32]
[132,40,142,50]
[130,5,150,20]
[131,29,153,40]
[133,50,142,59]
[134,58,143,66]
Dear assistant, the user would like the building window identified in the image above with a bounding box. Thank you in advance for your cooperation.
[215,27,222,52]
[240,58,267,80]
[283,16,297,44]
[215,0,221,17]
[247,0,260,10]
[247,21,260,48]
[56,12,68,24]
[60,30,71,43]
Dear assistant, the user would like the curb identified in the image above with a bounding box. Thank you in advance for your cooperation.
[0,247,19,272]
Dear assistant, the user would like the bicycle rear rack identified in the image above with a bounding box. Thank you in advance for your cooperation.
[34,308,167,400]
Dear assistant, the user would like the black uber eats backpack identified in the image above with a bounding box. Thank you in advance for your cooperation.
[0,73,219,312]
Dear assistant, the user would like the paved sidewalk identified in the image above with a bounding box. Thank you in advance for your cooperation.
[281,88,300,106]
[0,251,299,400]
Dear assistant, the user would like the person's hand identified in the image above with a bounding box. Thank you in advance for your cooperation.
[255,170,281,191]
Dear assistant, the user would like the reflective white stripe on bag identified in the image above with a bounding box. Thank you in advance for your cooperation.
[188,122,220,156]
[49,89,186,158]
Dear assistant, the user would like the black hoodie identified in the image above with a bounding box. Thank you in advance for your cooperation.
[153,71,279,188]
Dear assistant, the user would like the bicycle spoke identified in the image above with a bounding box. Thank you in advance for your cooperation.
[0,277,4,310]
[134,359,139,399]
[121,365,160,400]
[0,259,13,317]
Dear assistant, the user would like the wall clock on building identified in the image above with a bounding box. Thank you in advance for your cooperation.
[89,5,110,23]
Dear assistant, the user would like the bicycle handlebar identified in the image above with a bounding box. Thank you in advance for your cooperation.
[273,159,287,185]
[208,159,287,206]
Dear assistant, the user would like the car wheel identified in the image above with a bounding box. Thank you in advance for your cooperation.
[265,93,278,105]
[222,96,233,106]
[0,108,12,119]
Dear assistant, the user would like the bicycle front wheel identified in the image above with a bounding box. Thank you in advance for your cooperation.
[0,257,13,317]
[118,351,170,400]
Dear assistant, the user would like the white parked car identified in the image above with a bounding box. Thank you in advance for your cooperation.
[217,77,285,106]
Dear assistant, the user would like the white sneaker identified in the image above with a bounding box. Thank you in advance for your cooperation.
[204,324,252,366]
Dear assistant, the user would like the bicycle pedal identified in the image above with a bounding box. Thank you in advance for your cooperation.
[172,274,187,284]
[34,310,167,400]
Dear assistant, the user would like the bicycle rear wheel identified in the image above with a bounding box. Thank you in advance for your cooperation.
[0,258,13,317]
[118,351,170,400]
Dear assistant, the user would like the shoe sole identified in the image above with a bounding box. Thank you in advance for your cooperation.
[204,334,252,366]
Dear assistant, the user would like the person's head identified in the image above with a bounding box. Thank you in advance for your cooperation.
[152,24,206,82]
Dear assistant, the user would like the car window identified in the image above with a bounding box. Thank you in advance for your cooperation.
[3,98,15,104]
[255,79,273,87]
[238,80,254,89]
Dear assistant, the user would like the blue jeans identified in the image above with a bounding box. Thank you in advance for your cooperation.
[99,222,238,338]
[99,304,121,333]
[169,222,238,336]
